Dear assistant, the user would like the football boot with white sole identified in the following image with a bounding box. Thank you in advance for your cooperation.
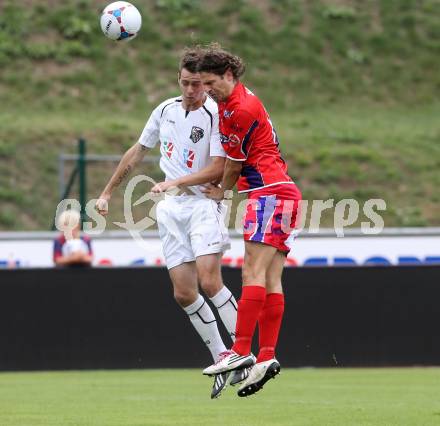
[237,359,281,397]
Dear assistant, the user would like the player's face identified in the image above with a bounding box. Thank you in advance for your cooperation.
[200,71,234,102]
[178,68,205,107]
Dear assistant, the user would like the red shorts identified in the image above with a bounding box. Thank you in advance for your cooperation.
[243,184,302,253]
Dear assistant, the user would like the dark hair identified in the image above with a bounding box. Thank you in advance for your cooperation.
[179,47,201,73]
[196,42,246,79]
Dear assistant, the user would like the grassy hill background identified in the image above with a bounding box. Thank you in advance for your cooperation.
[0,0,439,230]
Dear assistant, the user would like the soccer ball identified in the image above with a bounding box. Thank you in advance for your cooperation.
[100,1,142,41]
[62,239,89,256]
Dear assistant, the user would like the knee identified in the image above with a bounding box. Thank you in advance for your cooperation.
[200,277,222,298]
[174,288,197,308]
[242,263,266,286]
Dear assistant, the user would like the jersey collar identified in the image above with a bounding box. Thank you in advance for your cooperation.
[227,81,244,104]
[219,81,244,114]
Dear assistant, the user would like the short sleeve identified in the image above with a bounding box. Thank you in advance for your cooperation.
[209,111,226,158]
[138,105,161,148]
[223,109,259,161]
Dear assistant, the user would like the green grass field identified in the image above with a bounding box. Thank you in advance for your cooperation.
[1,368,440,426]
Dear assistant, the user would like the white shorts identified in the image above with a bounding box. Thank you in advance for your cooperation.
[156,195,230,270]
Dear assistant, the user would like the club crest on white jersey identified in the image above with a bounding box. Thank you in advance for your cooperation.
[190,126,204,144]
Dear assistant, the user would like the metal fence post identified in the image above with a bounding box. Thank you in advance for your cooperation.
[78,138,87,228]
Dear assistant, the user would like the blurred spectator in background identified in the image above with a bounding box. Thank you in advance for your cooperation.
[53,210,93,267]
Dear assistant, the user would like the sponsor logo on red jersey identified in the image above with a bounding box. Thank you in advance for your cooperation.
[220,133,229,144]
[228,134,241,147]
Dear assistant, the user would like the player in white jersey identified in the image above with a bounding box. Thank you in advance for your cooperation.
[95,49,250,398]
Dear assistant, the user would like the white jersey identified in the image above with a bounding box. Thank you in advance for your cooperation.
[138,96,225,198]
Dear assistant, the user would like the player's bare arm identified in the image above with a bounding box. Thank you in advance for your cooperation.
[151,156,225,193]
[96,143,150,215]
[202,158,242,201]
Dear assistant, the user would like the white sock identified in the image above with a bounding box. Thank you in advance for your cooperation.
[210,285,238,342]
[184,294,227,362]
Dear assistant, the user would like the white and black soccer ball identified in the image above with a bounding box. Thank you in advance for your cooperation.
[100,1,142,41]
[62,239,89,257]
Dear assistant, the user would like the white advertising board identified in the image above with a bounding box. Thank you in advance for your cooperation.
[0,230,439,268]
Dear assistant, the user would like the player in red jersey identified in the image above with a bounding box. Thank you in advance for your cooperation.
[196,44,302,397]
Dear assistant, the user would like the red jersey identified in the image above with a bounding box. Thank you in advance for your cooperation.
[218,82,294,193]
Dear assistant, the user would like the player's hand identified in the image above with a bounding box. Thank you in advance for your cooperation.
[151,181,178,194]
[68,252,92,265]
[96,193,111,216]
[201,183,225,201]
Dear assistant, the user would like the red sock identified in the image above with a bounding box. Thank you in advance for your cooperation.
[232,286,266,356]
[257,293,285,363]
